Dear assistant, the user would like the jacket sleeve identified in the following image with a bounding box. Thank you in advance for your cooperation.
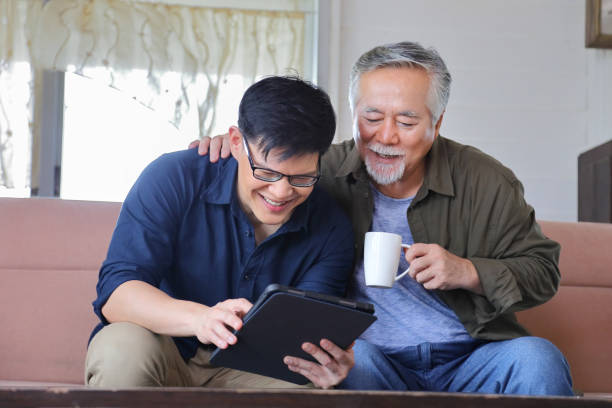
[467,177,561,322]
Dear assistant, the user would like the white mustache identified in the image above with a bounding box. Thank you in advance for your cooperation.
[367,142,406,156]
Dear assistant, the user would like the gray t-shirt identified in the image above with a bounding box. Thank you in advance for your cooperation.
[347,185,476,352]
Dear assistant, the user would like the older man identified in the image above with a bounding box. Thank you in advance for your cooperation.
[199,42,573,395]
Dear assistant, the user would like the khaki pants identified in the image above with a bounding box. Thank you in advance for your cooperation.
[85,322,308,388]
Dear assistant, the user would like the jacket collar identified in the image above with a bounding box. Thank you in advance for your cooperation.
[421,135,455,198]
[334,139,370,182]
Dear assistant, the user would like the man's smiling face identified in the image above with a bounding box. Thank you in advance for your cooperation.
[354,66,439,186]
[231,128,319,229]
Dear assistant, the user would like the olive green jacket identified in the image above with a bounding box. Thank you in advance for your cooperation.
[319,136,560,340]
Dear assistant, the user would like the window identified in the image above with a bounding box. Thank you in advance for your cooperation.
[0,0,318,202]
[60,72,197,202]
[0,62,31,198]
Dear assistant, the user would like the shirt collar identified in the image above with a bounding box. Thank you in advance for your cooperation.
[201,157,237,205]
[332,136,455,198]
[202,157,310,233]
[279,194,310,234]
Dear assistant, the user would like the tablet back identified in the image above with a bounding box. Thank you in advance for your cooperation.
[209,289,376,384]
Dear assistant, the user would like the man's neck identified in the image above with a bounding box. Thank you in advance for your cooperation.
[239,207,282,245]
[235,175,283,245]
[252,222,281,245]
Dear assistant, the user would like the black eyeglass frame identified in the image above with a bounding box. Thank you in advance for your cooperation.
[241,137,320,188]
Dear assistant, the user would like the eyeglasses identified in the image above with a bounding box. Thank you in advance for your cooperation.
[242,137,320,188]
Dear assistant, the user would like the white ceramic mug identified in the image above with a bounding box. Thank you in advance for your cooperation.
[364,231,411,288]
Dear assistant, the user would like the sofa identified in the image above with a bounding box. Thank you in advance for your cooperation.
[0,197,610,397]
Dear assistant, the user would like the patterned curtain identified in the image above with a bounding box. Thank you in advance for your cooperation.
[0,0,306,194]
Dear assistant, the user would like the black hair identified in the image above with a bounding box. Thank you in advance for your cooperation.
[237,75,336,160]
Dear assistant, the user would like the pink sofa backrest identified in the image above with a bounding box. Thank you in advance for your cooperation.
[0,197,120,384]
[2,198,611,393]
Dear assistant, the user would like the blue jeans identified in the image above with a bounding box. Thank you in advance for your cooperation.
[338,337,573,396]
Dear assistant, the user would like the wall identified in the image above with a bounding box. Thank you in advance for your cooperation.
[323,0,612,221]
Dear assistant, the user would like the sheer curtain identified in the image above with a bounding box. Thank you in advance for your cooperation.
[0,0,307,195]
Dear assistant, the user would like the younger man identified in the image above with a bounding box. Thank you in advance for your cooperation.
[85,76,355,389]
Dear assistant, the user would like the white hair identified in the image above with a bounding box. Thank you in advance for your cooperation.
[348,41,452,126]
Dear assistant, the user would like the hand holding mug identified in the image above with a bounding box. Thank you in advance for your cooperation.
[403,243,484,294]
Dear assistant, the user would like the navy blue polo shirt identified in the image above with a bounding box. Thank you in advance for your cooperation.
[91,148,354,361]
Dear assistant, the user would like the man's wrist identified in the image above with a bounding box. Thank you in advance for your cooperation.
[463,259,484,295]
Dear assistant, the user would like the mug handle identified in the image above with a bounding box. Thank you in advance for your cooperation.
[395,244,411,281]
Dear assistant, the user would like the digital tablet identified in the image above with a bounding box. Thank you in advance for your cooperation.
[209,284,376,385]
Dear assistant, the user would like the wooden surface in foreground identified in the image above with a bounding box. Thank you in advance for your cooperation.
[1,388,611,408]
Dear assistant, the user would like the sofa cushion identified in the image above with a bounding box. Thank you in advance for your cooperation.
[517,221,612,394]
[0,268,98,384]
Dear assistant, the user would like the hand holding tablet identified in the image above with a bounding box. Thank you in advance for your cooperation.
[209,284,376,384]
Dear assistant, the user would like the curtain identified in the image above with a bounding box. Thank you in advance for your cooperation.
[0,0,306,194]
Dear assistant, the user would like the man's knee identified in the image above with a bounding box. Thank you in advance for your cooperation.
[85,322,169,387]
[493,336,573,395]
[339,340,405,390]
[352,339,387,365]
[507,337,570,374]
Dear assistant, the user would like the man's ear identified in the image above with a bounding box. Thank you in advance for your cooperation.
[228,126,243,159]
[433,111,445,139]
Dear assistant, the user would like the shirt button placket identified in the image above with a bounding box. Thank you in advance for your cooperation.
[239,250,258,298]
[238,266,252,297]
[244,231,253,279]
[244,234,253,280]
